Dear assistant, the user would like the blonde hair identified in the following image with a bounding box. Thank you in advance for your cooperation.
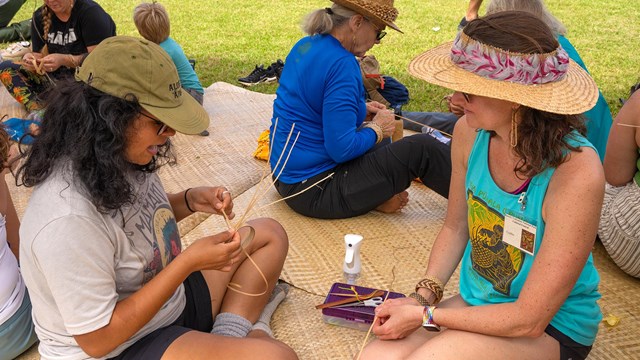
[133,1,171,44]
[302,4,358,35]
[486,0,567,36]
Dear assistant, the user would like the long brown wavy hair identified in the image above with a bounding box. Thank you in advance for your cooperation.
[465,11,587,178]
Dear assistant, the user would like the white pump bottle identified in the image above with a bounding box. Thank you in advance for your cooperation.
[343,234,363,284]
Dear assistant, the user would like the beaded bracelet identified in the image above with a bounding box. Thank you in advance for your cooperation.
[364,122,383,144]
[408,292,431,306]
[415,275,444,305]
[184,188,195,213]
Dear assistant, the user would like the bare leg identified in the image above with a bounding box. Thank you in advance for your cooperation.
[161,331,298,360]
[361,295,559,360]
[201,217,289,323]
[375,191,409,213]
[466,0,483,21]
[160,219,295,359]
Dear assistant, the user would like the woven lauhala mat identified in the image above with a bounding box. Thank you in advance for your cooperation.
[157,82,274,234]
[589,241,640,359]
[179,180,453,297]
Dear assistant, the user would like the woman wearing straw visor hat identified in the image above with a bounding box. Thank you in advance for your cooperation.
[361,11,603,360]
[269,0,452,219]
[17,37,296,360]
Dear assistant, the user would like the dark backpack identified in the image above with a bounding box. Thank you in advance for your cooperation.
[378,76,410,108]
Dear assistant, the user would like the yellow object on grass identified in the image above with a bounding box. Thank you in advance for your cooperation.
[253,129,270,161]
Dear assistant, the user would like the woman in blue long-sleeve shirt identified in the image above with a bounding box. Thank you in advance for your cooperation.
[270,0,451,219]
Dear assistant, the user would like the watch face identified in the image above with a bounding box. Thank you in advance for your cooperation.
[423,322,441,332]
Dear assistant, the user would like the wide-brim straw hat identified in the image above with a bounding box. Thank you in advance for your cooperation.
[409,41,599,114]
[332,0,402,33]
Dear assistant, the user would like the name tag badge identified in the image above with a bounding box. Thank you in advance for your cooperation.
[502,214,537,255]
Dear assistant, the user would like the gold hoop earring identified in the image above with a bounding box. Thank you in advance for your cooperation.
[510,111,518,148]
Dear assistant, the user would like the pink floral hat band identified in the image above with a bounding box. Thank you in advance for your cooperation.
[450,31,569,85]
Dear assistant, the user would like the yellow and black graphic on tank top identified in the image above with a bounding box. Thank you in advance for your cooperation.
[467,190,524,295]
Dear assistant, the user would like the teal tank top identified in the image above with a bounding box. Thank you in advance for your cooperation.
[460,130,601,346]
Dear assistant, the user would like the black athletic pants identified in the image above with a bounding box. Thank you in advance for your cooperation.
[275,133,451,219]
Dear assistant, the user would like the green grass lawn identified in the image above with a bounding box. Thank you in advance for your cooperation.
[11,0,640,115]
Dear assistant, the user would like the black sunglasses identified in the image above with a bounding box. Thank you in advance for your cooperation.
[366,18,387,41]
[139,112,169,135]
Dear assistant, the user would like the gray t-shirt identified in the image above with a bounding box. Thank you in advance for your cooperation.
[19,166,185,360]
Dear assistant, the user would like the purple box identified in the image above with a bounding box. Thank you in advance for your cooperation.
[320,282,405,331]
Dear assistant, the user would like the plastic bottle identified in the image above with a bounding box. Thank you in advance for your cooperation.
[343,234,363,284]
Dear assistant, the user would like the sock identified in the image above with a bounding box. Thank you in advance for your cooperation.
[251,281,290,337]
[211,312,252,338]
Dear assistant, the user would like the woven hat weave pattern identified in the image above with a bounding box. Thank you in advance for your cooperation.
[409,38,599,115]
[75,36,209,134]
[332,0,402,33]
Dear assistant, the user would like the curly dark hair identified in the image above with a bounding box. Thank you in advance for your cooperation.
[17,78,176,213]
[465,11,587,177]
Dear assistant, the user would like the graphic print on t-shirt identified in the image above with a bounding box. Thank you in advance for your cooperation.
[467,190,524,295]
[48,28,77,46]
[119,177,181,285]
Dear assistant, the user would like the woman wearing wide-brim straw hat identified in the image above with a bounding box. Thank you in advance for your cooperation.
[269,0,452,219]
[361,11,604,360]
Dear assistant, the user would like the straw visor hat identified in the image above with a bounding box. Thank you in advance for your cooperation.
[332,0,402,33]
[408,34,599,115]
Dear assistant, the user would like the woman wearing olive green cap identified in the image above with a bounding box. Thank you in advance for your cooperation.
[17,36,297,360]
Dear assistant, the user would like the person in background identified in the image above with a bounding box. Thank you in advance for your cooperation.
[0,0,115,113]
[362,11,603,360]
[459,0,483,28]
[133,1,209,136]
[17,36,296,360]
[485,0,612,162]
[0,0,30,44]
[599,89,640,278]
[0,126,38,360]
[270,0,452,219]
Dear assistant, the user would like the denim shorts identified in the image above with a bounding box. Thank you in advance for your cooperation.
[0,291,38,360]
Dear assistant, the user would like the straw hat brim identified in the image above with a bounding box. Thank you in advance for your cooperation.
[332,0,403,33]
[408,42,599,114]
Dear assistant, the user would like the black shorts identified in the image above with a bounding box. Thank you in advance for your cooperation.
[108,271,213,360]
[544,324,592,360]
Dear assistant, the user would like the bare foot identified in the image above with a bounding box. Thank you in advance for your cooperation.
[375,191,409,213]
[28,123,40,136]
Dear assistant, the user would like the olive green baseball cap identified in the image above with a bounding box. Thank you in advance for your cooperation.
[75,36,209,135]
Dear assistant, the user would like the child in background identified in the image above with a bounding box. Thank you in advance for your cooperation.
[133,1,209,136]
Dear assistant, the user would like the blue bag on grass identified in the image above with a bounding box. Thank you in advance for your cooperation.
[378,76,409,108]
[2,117,40,144]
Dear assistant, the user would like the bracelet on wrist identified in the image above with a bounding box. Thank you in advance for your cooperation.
[415,275,444,305]
[422,305,440,332]
[184,188,195,213]
[364,122,383,144]
[408,292,431,306]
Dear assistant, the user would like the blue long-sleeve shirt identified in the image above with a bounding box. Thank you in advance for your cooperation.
[269,35,376,184]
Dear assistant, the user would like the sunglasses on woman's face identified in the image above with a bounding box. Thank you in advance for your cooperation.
[139,112,169,135]
[462,92,472,103]
[366,18,387,41]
